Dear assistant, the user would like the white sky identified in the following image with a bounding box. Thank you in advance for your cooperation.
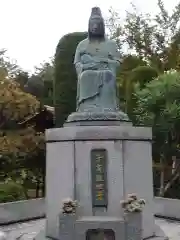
[0,0,179,73]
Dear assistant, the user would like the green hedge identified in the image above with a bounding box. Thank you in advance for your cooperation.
[54,32,88,127]
[129,65,159,88]
[0,181,26,203]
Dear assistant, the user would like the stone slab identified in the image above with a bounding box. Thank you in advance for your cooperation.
[46,125,154,238]
[64,119,132,127]
[123,140,154,238]
[124,213,142,240]
[1,218,173,240]
[34,222,167,240]
[46,125,152,142]
[75,216,125,240]
[154,197,180,220]
[58,215,76,240]
[33,229,50,240]
[1,197,180,225]
[46,142,75,239]
[0,199,45,224]
[74,140,124,217]
[66,110,130,123]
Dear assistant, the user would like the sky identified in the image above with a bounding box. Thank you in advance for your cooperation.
[0,0,179,73]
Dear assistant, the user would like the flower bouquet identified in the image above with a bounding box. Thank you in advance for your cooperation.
[120,193,145,213]
[62,198,78,215]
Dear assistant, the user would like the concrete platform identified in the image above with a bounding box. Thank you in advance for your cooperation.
[0,218,180,240]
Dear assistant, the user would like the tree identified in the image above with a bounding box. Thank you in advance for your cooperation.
[134,69,180,197]
[34,59,54,106]
[105,7,125,54]
[0,49,20,77]
[15,71,29,89]
[117,55,147,112]
[54,32,88,127]
[106,0,180,72]
[24,74,44,100]
[125,65,159,120]
[35,59,54,82]
[0,77,40,129]
[0,74,45,198]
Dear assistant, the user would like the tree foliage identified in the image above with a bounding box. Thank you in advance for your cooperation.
[129,66,158,88]
[134,70,180,127]
[35,59,54,83]
[125,65,158,119]
[0,181,26,203]
[34,60,54,106]
[0,49,20,77]
[134,70,180,196]
[106,0,180,71]
[0,75,45,188]
[15,71,29,89]
[24,74,44,100]
[117,55,146,112]
[54,32,88,127]
[0,77,40,129]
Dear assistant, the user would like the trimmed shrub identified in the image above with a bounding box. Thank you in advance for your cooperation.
[0,181,26,203]
[129,65,158,88]
[54,32,88,127]
[124,66,158,121]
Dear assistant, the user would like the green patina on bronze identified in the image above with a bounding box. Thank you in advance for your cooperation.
[66,7,129,123]
[91,149,108,207]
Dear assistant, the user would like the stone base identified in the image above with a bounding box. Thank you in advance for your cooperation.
[66,109,130,125]
[143,226,169,240]
[46,125,154,239]
[34,224,169,240]
[75,216,126,240]
[147,225,169,240]
[34,229,49,240]
[64,119,132,127]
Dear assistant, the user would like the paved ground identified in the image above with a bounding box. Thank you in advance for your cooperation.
[0,218,180,240]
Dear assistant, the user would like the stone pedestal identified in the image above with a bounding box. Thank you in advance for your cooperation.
[45,125,155,239]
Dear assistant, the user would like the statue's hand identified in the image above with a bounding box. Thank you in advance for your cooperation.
[95,57,108,64]
[82,62,99,70]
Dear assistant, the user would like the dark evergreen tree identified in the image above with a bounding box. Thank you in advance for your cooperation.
[54,32,88,127]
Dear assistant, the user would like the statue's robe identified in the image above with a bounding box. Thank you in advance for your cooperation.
[74,38,120,112]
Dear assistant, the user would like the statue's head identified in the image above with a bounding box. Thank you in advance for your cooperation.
[88,7,105,40]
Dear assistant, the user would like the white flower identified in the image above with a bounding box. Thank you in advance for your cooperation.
[62,198,78,215]
[121,194,145,213]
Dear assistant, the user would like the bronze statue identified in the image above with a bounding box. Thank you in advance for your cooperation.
[66,7,129,124]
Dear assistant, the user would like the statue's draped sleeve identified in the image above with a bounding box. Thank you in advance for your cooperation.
[74,43,82,76]
[106,40,121,76]
[110,41,121,64]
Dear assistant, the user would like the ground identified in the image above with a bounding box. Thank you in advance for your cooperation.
[0,218,180,240]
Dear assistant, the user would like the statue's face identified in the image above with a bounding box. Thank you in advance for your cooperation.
[88,17,105,38]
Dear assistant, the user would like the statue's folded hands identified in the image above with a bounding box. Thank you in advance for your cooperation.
[82,62,101,71]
